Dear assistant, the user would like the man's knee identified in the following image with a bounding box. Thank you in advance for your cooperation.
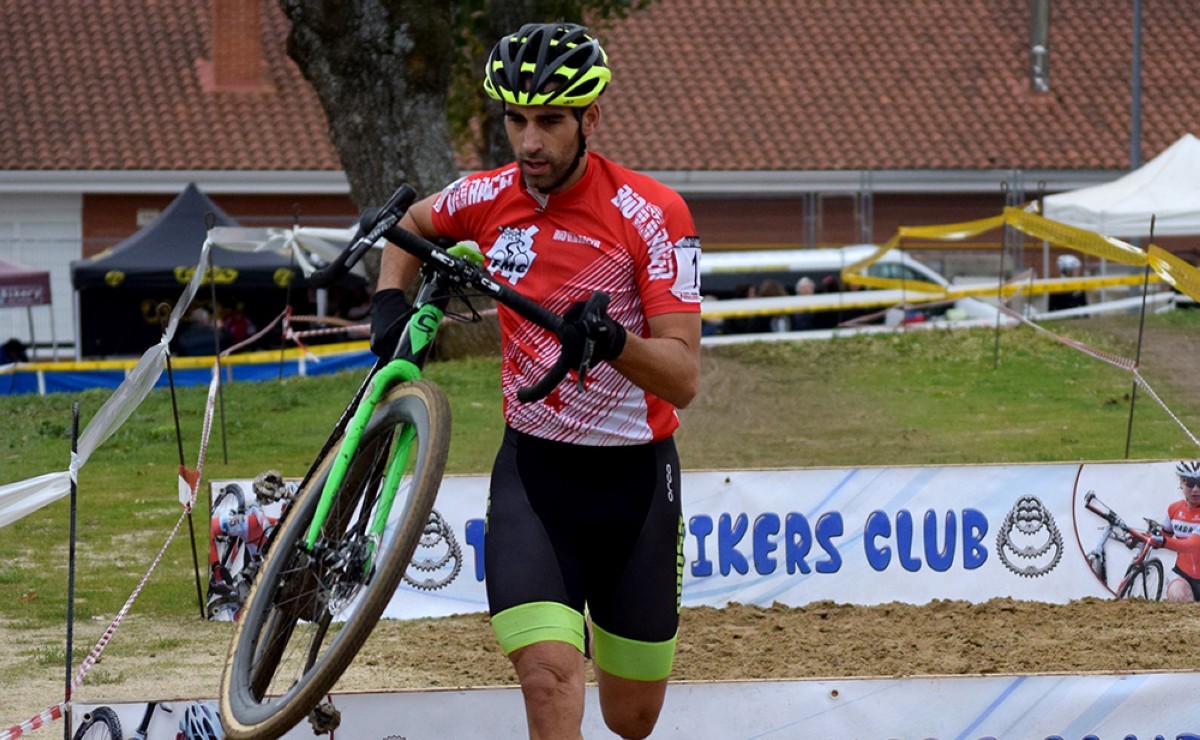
[598,673,667,739]
[602,707,659,740]
[511,642,584,703]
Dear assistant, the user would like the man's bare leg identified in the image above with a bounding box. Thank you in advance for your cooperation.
[597,667,668,739]
[509,640,586,739]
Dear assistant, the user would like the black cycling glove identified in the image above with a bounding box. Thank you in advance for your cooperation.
[369,288,413,358]
[559,299,627,366]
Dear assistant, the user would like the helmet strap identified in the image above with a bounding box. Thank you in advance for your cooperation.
[535,107,588,194]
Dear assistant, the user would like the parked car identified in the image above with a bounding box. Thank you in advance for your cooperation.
[699,244,950,298]
[698,245,999,333]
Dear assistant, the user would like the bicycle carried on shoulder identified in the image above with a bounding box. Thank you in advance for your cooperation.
[218,185,610,739]
[1082,491,1165,601]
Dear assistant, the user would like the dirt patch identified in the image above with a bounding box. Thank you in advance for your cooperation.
[7,597,1200,724]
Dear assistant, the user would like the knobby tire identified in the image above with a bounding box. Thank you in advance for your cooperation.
[219,380,451,740]
[73,706,122,740]
[1118,558,1164,600]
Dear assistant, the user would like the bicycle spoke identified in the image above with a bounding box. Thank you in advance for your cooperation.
[222,380,450,740]
[246,440,391,698]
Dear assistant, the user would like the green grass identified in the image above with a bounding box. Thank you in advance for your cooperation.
[677,313,1199,469]
[1,312,1197,629]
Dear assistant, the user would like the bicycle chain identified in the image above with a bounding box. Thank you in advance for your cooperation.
[996,495,1064,578]
[403,508,463,591]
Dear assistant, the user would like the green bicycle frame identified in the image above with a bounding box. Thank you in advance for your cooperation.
[301,242,483,559]
[302,301,444,553]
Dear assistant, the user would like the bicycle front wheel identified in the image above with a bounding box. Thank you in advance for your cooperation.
[1118,558,1164,600]
[220,380,451,740]
[73,706,122,740]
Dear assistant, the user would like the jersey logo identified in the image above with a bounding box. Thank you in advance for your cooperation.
[487,225,539,284]
[434,169,516,216]
[612,183,703,302]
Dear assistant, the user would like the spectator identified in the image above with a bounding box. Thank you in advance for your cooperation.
[700,295,722,336]
[1048,254,1088,312]
[791,277,816,331]
[222,303,257,346]
[1,338,29,364]
[720,283,759,334]
[758,278,791,332]
[818,274,842,293]
[813,274,844,329]
[176,308,229,356]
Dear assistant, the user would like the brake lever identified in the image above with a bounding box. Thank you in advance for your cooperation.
[570,291,611,392]
[308,186,416,288]
[575,338,596,392]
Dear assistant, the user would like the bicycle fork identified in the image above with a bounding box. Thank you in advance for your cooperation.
[303,302,445,561]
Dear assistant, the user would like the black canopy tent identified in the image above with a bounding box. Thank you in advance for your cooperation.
[71,184,311,357]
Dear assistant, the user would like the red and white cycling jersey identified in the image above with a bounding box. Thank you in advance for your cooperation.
[1163,500,1200,579]
[209,506,274,569]
[430,153,702,446]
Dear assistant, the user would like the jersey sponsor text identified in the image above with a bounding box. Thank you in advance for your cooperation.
[553,229,601,249]
[436,169,516,216]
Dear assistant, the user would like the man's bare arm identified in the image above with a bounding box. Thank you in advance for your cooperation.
[609,312,701,409]
[377,193,441,292]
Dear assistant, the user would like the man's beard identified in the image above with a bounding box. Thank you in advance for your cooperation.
[521,155,572,193]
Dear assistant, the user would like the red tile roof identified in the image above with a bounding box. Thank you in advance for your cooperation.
[2,0,1197,174]
[0,0,340,171]
[590,0,1200,171]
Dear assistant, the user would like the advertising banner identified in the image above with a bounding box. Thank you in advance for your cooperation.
[73,671,1200,739]
[210,459,1188,620]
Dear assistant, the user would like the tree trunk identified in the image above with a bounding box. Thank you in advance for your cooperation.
[478,1,549,168]
[279,0,460,207]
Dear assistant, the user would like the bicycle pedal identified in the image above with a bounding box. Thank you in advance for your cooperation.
[308,700,341,735]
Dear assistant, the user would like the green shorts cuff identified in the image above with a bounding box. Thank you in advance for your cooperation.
[592,622,677,681]
[491,601,585,655]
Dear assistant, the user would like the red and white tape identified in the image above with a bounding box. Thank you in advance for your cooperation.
[0,704,65,740]
[999,302,1198,451]
[74,510,189,687]
[4,350,227,738]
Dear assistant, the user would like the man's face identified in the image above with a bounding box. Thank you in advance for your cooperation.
[1182,475,1200,507]
[504,103,598,193]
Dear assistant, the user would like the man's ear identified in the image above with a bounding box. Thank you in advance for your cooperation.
[581,103,601,137]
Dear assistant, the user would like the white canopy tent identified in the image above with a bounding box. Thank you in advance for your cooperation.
[1038,133,1200,238]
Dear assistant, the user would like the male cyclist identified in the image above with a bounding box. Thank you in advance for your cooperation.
[1156,460,1200,601]
[370,22,702,740]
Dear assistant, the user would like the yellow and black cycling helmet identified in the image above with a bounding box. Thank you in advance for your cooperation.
[483,22,611,107]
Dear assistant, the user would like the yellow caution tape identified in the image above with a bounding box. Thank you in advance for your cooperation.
[1149,245,1200,300]
[19,340,370,372]
[840,207,1200,303]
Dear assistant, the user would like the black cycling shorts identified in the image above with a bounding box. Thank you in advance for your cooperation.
[1172,566,1200,601]
[485,426,683,681]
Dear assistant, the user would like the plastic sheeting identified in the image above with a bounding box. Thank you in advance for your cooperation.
[0,230,303,527]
